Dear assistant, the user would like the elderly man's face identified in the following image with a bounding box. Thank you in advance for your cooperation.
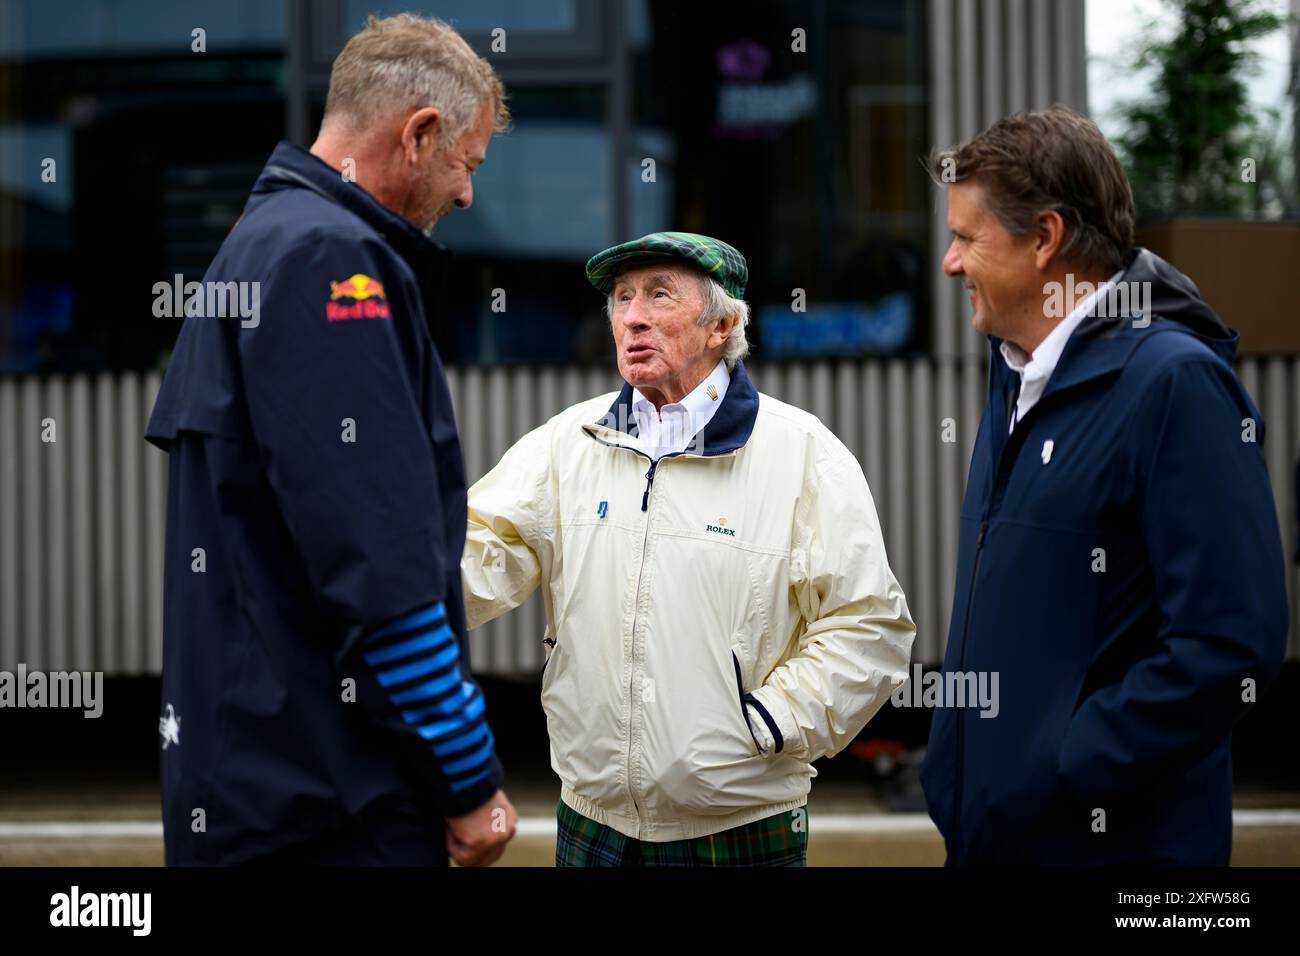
[942,179,1041,348]
[408,100,495,234]
[610,263,727,404]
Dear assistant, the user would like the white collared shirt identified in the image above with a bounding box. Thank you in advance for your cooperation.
[1000,271,1123,432]
[631,360,731,460]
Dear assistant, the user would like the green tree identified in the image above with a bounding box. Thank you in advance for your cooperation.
[1117,0,1287,219]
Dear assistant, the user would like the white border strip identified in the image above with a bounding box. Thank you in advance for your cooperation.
[0,822,163,838]
[2,810,1298,840]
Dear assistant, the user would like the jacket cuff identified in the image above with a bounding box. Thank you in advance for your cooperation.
[441,752,505,818]
[747,686,806,759]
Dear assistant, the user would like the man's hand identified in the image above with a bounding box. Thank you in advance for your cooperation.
[446,789,517,866]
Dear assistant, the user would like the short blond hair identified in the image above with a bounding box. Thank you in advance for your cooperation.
[323,13,510,144]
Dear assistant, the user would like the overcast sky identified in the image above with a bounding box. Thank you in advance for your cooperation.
[1087,0,1293,141]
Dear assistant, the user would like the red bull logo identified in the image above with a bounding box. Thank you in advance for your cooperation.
[326,273,391,321]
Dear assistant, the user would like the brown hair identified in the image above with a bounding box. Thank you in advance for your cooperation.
[927,105,1135,274]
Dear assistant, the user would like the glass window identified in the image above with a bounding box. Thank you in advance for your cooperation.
[0,0,930,371]
[0,0,285,58]
[628,0,929,359]
[0,32,285,372]
[342,0,577,34]
[427,86,614,366]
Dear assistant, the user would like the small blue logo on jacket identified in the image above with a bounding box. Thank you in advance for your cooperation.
[597,500,608,519]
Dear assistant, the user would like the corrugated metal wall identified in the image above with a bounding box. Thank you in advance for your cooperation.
[3,0,1292,678]
[928,0,1089,359]
[3,357,1298,678]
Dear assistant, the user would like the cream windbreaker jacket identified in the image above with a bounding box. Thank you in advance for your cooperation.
[461,362,915,841]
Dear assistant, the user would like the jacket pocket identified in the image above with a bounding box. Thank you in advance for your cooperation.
[731,650,761,755]
[540,634,559,687]
[643,639,796,816]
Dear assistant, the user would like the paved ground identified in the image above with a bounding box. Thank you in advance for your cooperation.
[3,775,1298,866]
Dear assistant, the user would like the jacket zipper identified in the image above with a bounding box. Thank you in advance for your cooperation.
[641,460,657,511]
[625,451,689,818]
[951,372,1025,858]
[580,428,664,820]
[626,455,661,819]
[951,372,1065,857]
[951,518,987,858]
[580,426,736,829]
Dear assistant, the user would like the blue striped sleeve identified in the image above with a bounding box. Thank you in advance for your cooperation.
[361,601,498,798]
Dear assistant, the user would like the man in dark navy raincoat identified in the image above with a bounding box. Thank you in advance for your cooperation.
[920,107,1288,865]
[145,14,517,866]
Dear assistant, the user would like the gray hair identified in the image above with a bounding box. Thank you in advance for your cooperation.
[605,269,751,371]
[323,14,510,144]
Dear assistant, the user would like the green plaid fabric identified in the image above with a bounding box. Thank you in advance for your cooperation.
[585,231,749,299]
[555,799,808,867]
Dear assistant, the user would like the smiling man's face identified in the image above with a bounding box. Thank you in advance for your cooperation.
[942,179,1041,347]
[609,262,729,407]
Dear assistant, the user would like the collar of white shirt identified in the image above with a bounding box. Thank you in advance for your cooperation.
[631,360,731,459]
[1000,270,1123,432]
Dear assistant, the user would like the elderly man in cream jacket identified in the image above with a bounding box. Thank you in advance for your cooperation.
[462,232,915,867]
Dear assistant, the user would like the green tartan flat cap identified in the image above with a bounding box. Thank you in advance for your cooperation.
[585,231,748,300]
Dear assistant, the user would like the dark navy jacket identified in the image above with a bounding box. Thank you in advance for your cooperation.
[919,249,1288,866]
[145,142,503,865]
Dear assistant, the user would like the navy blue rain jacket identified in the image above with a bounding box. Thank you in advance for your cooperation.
[145,142,503,865]
[919,248,1288,865]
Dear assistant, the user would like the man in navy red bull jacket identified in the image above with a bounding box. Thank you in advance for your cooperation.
[145,14,517,865]
[920,107,1288,865]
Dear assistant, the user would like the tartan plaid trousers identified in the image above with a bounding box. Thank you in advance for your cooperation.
[555,799,808,867]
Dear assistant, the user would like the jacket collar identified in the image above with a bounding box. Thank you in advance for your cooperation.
[990,249,1209,403]
[992,310,1138,402]
[586,359,760,457]
[252,141,450,274]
